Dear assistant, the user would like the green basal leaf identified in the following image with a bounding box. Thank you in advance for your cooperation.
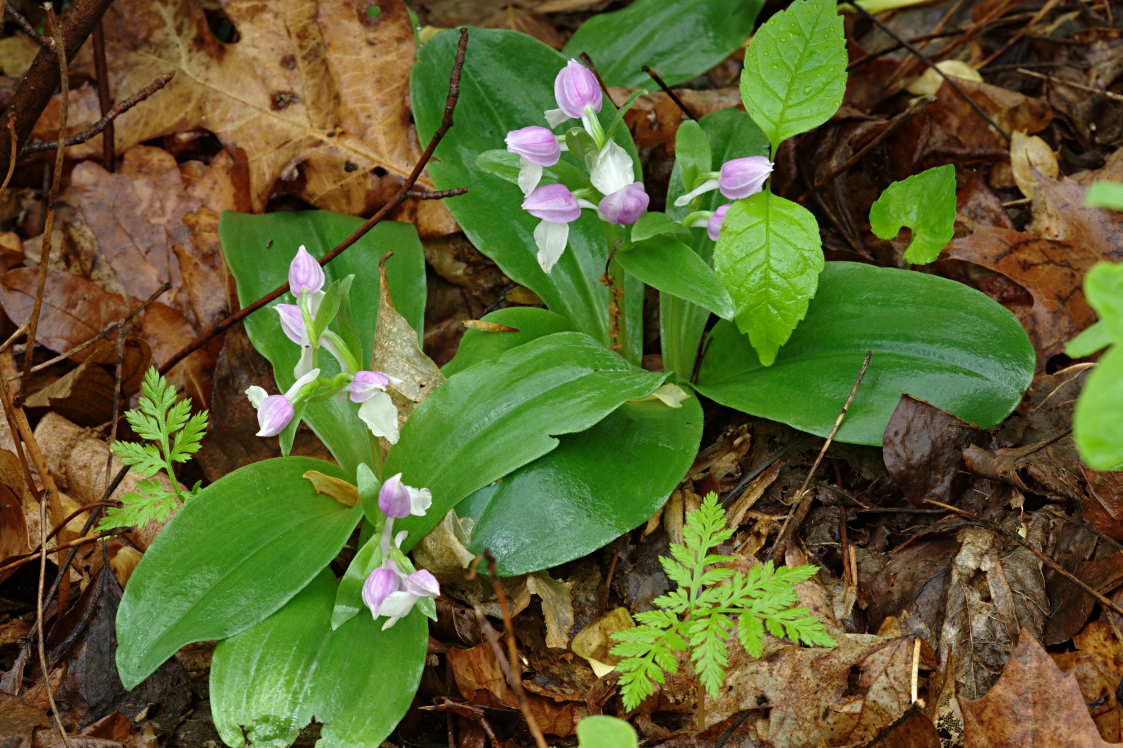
[696,262,1035,445]
[577,715,639,748]
[210,569,428,748]
[673,120,712,198]
[662,109,769,378]
[384,332,668,549]
[1086,181,1123,211]
[221,212,426,474]
[617,237,735,320]
[630,212,691,244]
[412,29,641,359]
[713,191,825,366]
[564,0,763,88]
[443,307,576,377]
[458,396,702,575]
[475,149,521,183]
[116,457,360,688]
[869,164,957,264]
[739,0,847,151]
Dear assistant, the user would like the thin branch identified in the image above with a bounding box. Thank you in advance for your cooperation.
[769,351,872,561]
[21,6,69,393]
[842,0,1010,145]
[642,64,696,121]
[4,1,49,48]
[20,72,174,155]
[156,28,471,377]
[91,17,115,171]
[405,187,468,199]
[1017,68,1123,103]
[0,114,16,195]
[37,493,72,746]
[0,526,124,577]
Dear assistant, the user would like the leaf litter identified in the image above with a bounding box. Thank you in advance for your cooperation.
[3,0,1123,745]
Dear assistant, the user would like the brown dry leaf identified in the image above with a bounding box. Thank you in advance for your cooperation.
[35,0,427,214]
[446,641,586,737]
[525,572,574,649]
[0,450,31,583]
[63,146,243,332]
[372,260,445,419]
[1010,130,1059,200]
[960,627,1122,747]
[945,223,1098,364]
[1030,174,1123,264]
[883,394,979,505]
[938,523,1048,700]
[1053,621,1123,742]
[905,60,982,96]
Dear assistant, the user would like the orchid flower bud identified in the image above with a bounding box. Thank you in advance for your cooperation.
[288,246,325,296]
[506,126,561,167]
[378,473,412,519]
[708,203,731,241]
[404,569,440,599]
[254,395,294,437]
[718,156,773,200]
[375,566,441,630]
[275,304,308,347]
[361,566,401,619]
[522,183,581,223]
[597,182,649,225]
[553,59,602,119]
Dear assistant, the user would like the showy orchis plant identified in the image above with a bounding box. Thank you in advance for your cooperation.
[245,244,405,445]
[610,492,835,710]
[99,367,207,532]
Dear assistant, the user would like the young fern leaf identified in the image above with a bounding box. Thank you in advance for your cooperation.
[610,492,836,710]
[97,368,209,532]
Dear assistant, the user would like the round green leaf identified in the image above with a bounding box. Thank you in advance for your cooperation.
[220,211,426,472]
[459,395,703,576]
[385,332,668,549]
[696,262,1035,445]
[869,164,957,265]
[563,0,763,88]
[116,457,360,688]
[577,715,639,748]
[1074,345,1123,471]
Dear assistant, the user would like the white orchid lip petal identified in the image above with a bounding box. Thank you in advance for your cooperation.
[589,141,634,196]
[533,220,570,274]
[673,178,720,207]
[283,367,321,400]
[358,390,400,444]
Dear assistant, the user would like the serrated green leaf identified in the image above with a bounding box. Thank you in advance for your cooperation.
[171,411,208,462]
[125,410,163,442]
[739,614,765,658]
[869,164,956,264]
[714,192,824,366]
[165,398,192,438]
[739,0,847,150]
[109,442,164,476]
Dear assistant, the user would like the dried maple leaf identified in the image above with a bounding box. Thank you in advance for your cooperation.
[35,0,426,213]
[960,627,1122,747]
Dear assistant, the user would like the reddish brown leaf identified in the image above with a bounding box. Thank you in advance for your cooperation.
[961,628,1121,747]
[883,395,979,505]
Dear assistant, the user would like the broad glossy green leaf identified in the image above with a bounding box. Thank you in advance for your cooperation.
[631,212,691,244]
[564,0,762,88]
[617,237,734,319]
[116,457,359,688]
[412,29,641,358]
[577,715,639,748]
[210,569,428,748]
[739,0,847,150]
[442,307,575,377]
[662,109,769,378]
[385,332,668,548]
[220,211,426,472]
[1074,261,1123,470]
[459,396,703,576]
[713,192,824,366]
[869,164,956,264]
[211,571,334,748]
[696,262,1035,445]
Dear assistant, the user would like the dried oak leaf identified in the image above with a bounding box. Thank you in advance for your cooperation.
[1053,621,1123,742]
[960,627,1122,747]
[35,0,428,214]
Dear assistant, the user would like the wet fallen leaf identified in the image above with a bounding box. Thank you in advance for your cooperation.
[1010,131,1059,200]
[1053,620,1123,742]
[883,394,979,505]
[960,627,1121,747]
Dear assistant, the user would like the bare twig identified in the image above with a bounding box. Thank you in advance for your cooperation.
[769,351,872,561]
[1017,68,1123,103]
[37,493,72,746]
[476,551,548,748]
[405,187,468,199]
[4,1,49,48]
[642,64,697,121]
[0,526,123,577]
[21,72,174,155]
[0,0,118,178]
[157,29,471,377]
[978,0,1062,69]
[91,17,114,170]
[842,0,1010,145]
[0,114,16,195]
[21,6,69,394]
[923,499,1123,620]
